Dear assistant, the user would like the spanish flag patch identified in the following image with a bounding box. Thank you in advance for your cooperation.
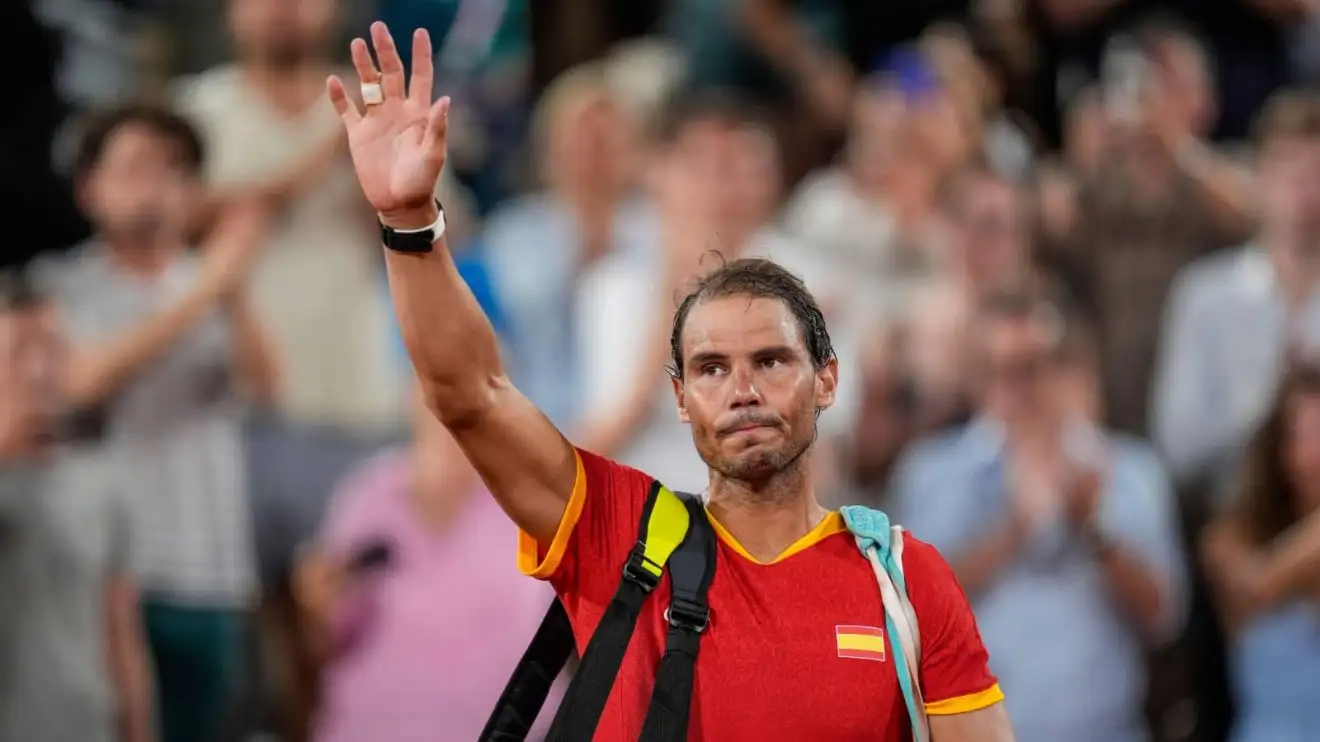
[835,625,886,662]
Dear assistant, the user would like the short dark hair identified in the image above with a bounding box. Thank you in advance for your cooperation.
[73,104,206,179]
[976,286,1098,366]
[652,89,774,146]
[668,257,834,380]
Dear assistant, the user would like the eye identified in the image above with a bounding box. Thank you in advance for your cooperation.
[700,363,727,377]
[759,357,784,370]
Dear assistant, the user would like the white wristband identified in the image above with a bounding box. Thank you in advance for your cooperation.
[383,208,447,239]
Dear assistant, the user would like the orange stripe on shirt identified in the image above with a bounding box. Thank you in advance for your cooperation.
[924,682,1005,715]
[516,450,587,580]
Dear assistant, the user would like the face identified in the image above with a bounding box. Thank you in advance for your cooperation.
[978,315,1062,426]
[229,0,334,66]
[673,296,837,484]
[1284,392,1320,514]
[945,176,1029,292]
[545,93,634,196]
[666,119,779,232]
[0,302,65,457]
[848,85,908,185]
[80,122,197,243]
[1259,137,1320,244]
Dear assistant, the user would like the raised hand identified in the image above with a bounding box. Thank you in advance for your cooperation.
[327,23,450,229]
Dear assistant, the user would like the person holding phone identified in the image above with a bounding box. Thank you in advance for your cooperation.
[295,390,559,742]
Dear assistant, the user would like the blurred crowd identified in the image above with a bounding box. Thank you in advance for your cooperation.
[5,0,1320,741]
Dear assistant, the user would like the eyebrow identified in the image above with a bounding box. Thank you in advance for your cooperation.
[687,345,799,368]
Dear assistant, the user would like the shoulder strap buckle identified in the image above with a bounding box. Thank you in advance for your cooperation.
[622,542,664,592]
[663,600,710,633]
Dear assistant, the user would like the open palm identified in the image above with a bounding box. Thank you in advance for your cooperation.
[327,23,449,220]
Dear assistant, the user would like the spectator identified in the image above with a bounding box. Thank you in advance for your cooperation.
[1201,363,1320,742]
[481,61,650,429]
[893,291,1185,742]
[900,162,1045,430]
[0,274,152,742]
[781,73,941,328]
[575,91,832,493]
[1068,20,1255,435]
[295,389,558,742]
[1153,90,1320,496]
[33,106,275,742]
[174,0,469,435]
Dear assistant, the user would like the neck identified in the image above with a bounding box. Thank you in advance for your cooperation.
[102,233,175,278]
[1003,411,1064,449]
[1265,230,1320,307]
[705,456,827,562]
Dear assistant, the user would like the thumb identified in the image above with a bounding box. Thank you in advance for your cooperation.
[421,96,451,165]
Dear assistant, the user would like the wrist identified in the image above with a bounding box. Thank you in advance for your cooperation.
[380,202,441,232]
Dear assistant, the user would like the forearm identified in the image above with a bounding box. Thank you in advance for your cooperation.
[106,579,153,742]
[229,293,280,405]
[1259,511,1320,602]
[1178,142,1256,236]
[382,203,505,423]
[1094,539,1169,638]
[951,522,1025,597]
[67,282,222,407]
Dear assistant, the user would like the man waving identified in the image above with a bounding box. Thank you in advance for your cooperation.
[327,23,1014,741]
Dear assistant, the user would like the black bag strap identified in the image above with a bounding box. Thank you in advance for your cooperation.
[638,492,717,742]
[477,599,575,741]
[482,480,691,742]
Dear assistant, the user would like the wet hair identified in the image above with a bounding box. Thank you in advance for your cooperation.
[72,104,206,179]
[1231,363,1320,546]
[668,257,834,380]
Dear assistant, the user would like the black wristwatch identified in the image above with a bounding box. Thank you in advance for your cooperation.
[379,199,445,254]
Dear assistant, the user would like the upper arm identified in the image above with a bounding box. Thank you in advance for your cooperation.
[445,380,578,546]
[514,447,653,605]
[902,537,1004,716]
[929,702,1016,742]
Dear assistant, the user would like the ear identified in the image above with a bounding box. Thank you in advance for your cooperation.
[814,357,839,412]
[671,375,689,423]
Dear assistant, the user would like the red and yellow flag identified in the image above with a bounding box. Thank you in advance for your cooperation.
[835,625,887,662]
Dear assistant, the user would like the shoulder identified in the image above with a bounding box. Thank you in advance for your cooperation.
[30,242,103,296]
[483,195,557,242]
[1168,244,1259,307]
[170,65,242,116]
[576,447,657,495]
[1106,433,1173,491]
[893,428,969,478]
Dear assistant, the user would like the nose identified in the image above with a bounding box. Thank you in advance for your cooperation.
[729,365,762,409]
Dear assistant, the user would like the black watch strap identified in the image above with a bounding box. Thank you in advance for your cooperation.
[379,199,445,254]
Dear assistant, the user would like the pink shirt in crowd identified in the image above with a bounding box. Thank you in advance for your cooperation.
[312,450,560,742]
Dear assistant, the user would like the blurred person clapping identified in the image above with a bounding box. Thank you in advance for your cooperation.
[33,106,278,742]
[0,277,154,742]
[893,291,1185,742]
[1153,90,1320,494]
[1201,364,1320,742]
[295,391,559,742]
